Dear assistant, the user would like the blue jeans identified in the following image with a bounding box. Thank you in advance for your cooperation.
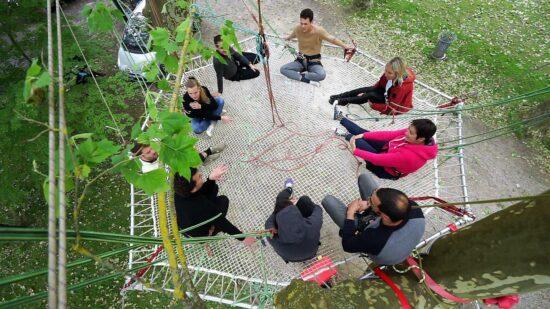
[340,118,386,153]
[340,118,399,180]
[191,97,224,133]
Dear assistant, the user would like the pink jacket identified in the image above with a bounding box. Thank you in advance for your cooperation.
[353,128,438,177]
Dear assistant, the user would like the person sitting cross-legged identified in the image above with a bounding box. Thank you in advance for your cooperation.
[321,173,425,265]
[264,179,323,263]
[183,77,232,137]
[213,35,261,95]
[281,8,352,86]
[335,118,438,180]
[173,165,255,246]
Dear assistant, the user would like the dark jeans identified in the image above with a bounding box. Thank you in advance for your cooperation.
[276,188,315,218]
[340,118,399,180]
[333,86,385,106]
[230,52,261,81]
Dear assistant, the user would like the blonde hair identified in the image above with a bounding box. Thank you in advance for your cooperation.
[387,57,408,85]
[185,77,210,104]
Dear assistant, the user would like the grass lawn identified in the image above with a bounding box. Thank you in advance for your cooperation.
[334,0,549,170]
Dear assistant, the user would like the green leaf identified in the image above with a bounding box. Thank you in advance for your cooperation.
[175,19,190,43]
[200,47,214,60]
[157,79,170,91]
[213,52,227,65]
[34,72,51,88]
[159,111,189,135]
[27,59,41,77]
[70,133,94,143]
[86,2,114,33]
[159,133,200,175]
[81,5,92,17]
[164,55,179,73]
[75,164,91,179]
[150,27,170,50]
[146,91,159,120]
[131,122,142,140]
[76,138,120,166]
[144,62,160,82]
[134,169,170,195]
[176,0,188,9]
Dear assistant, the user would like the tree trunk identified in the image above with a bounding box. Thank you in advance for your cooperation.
[275,191,550,307]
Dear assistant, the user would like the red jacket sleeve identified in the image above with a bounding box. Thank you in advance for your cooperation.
[353,149,406,168]
[362,128,407,142]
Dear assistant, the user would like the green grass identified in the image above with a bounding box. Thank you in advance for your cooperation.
[335,0,549,170]
[0,7,148,308]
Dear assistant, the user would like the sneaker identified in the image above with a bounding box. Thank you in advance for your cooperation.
[205,122,216,137]
[284,178,294,188]
[209,143,227,154]
[222,109,227,114]
[328,96,336,105]
[203,153,220,165]
[332,102,342,120]
[309,81,320,87]
[333,127,348,137]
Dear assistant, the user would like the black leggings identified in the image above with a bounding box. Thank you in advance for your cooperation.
[230,52,261,81]
[333,86,385,106]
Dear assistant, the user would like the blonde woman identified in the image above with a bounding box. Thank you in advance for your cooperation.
[330,57,416,118]
[183,77,231,136]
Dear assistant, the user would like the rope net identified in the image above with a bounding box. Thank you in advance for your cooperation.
[124,37,471,308]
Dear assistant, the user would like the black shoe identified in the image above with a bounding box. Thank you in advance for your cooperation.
[329,96,336,104]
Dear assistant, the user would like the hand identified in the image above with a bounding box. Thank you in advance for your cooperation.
[344,44,354,51]
[357,199,370,212]
[267,228,278,236]
[209,164,228,181]
[350,138,356,152]
[220,115,233,123]
[249,64,258,72]
[211,91,221,97]
[243,237,257,248]
[190,102,201,109]
[357,92,364,96]
[290,196,298,205]
[346,199,362,219]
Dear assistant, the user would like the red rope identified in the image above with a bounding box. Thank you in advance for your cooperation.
[122,245,164,291]
[406,257,471,304]
[410,196,475,219]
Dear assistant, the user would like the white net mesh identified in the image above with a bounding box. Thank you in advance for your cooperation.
[124,37,470,308]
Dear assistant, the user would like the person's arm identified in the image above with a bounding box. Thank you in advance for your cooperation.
[200,179,219,198]
[285,27,297,41]
[362,128,408,142]
[318,27,348,49]
[353,149,405,168]
[214,60,224,94]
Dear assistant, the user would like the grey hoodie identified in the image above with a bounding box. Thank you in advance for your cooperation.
[265,204,323,262]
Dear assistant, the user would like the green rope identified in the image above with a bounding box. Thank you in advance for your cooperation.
[413,194,549,209]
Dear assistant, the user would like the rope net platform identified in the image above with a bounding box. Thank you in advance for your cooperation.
[123,37,472,307]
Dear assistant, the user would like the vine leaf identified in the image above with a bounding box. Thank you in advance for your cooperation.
[160,134,201,177]
[76,138,120,166]
[23,59,50,104]
[83,2,117,33]
[159,111,190,135]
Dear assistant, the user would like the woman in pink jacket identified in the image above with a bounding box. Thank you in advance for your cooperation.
[336,118,438,179]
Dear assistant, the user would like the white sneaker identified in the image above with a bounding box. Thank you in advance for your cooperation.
[332,102,341,120]
[309,81,320,87]
[205,122,216,137]
[222,109,227,114]
[332,127,348,137]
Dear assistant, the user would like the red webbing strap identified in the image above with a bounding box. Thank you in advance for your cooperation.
[122,245,164,290]
[410,196,475,219]
[406,257,471,304]
[373,267,411,309]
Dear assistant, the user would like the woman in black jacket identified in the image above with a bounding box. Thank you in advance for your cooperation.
[183,77,232,137]
[174,165,254,246]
